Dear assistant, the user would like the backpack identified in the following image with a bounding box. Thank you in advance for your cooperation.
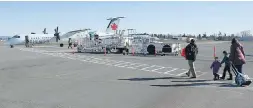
[187,44,197,55]
[185,44,198,60]
[231,64,252,86]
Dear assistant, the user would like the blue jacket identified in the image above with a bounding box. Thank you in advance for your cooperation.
[210,61,221,73]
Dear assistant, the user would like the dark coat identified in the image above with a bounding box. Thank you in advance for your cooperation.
[229,39,246,65]
[185,43,198,61]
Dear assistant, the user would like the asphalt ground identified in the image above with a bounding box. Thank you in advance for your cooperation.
[0,41,253,108]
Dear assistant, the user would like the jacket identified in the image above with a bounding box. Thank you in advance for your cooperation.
[221,56,231,67]
[185,43,198,61]
[210,60,221,73]
[229,39,246,65]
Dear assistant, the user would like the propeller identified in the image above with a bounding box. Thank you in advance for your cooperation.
[54,26,60,42]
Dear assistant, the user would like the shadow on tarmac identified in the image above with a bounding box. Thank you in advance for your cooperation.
[151,79,244,88]
[119,76,245,88]
[150,83,242,88]
[118,77,190,81]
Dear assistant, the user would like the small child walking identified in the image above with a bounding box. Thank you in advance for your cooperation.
[210,57,222,80]
[220,51,232,80]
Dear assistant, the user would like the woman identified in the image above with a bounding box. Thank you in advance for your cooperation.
[229,38,246,73]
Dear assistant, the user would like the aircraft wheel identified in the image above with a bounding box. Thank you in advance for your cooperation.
[10,45,14,48]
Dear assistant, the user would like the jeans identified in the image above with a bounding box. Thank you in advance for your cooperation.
[235,65,243,73]
[187,60,197,77]
[221,65,232,79]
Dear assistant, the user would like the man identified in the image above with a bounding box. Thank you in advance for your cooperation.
[123,42,129,55]
[185,39,198,78]
[25,37,29,48]
[68,38,73,49]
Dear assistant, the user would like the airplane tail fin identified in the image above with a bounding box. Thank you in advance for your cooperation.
[43,28,48,34]
[106,17,125,33]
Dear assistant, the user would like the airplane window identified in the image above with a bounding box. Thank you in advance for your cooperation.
[12,35,20,38]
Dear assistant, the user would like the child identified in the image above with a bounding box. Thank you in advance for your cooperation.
[210,57,222,80]
[220,51,233,80]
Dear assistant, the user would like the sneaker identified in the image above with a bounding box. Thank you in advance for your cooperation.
[190,76,196,79]
[227,78,232,80]
[220,77,225,80]
[186,73,190,77]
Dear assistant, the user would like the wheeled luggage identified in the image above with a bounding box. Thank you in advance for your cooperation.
[231,64,252,86]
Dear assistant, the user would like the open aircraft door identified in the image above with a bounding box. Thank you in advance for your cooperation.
[25,35,29,47]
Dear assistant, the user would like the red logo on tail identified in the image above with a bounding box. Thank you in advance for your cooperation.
[111,23,118,30]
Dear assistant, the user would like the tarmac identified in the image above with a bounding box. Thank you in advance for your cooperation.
[0,40,253,108]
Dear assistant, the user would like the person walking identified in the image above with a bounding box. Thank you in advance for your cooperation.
[229,38,246,73]
[210,57,221,80]
[68,38,73,49]
[185,39,198,78]
[220,51,232,80]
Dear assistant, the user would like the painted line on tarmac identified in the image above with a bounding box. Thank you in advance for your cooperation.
[18,48,207,77]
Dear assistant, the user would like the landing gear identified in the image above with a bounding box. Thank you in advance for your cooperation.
[10,45,14,48]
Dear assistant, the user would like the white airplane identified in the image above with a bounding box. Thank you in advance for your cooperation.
[51,28,91,47]
[6,27,61,48]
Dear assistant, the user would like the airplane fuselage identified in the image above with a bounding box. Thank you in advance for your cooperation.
[6,34,55,47]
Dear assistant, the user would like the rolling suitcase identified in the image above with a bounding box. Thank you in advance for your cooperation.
[231,64,252,86]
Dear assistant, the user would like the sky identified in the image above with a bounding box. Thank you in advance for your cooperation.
[1,1,253,36]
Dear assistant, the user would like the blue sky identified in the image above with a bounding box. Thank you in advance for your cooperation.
[1,1,253,36]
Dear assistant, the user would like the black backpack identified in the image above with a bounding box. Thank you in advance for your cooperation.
[186,44,198,60]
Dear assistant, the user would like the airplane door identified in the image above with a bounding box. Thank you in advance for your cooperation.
[25,36,29,47]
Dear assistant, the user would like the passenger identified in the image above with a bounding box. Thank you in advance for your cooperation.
[185,39,198,78]
[25,38,29,47]
[68,38,73,49]
[220,51,232,80]
[210,57,221,80]
[229,38,246,73]
[123,42,129,55]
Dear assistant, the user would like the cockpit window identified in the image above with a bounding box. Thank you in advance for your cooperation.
[12,35,20,38]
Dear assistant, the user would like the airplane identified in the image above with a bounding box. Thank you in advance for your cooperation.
[50,28,91,47]
[50,17,125,47]
[6,27,61,48]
